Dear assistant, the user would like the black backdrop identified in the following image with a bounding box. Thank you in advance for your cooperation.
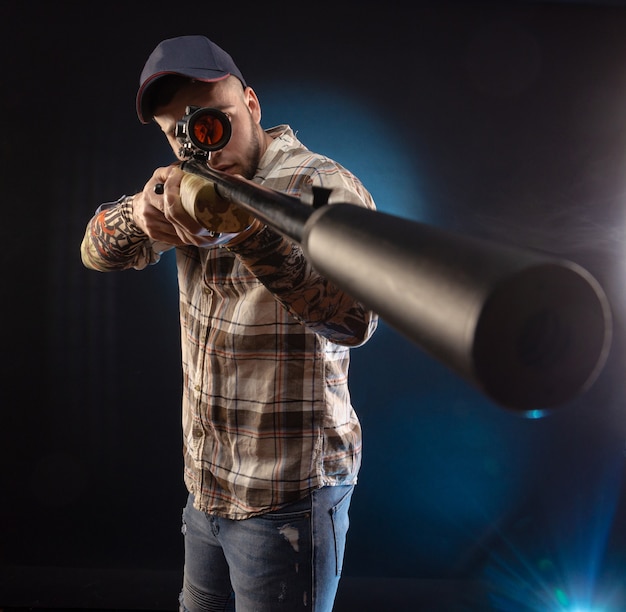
[2,1,626,610]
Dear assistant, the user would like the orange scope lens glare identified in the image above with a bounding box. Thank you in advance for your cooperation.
[193,116,224,145]
[188,108,231,152]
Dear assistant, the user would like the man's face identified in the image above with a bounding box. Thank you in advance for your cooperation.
[154,78,264,180]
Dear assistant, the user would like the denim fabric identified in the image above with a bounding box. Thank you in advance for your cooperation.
[179,485,354,612]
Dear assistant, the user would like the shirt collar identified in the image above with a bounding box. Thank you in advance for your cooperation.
[256,125,299,175]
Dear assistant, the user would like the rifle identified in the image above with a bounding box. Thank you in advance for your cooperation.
[175,106,613,412]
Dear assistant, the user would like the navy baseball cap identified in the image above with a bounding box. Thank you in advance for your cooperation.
[136,35,247,124]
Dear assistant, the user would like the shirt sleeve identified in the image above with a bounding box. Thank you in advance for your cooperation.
[226,166,379,347]
[227,225,378,347]
[80,196,168,271]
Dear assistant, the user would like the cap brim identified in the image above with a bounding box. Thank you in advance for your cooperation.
[136,70,230,124]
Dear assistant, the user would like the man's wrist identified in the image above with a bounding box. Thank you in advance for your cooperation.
[224,218,266,250]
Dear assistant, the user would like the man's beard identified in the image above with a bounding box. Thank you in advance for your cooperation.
[240,113,263,180]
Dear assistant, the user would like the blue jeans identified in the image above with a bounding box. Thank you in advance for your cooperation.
[178,485,354,612]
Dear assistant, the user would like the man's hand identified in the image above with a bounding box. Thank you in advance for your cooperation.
[132,164,228,247]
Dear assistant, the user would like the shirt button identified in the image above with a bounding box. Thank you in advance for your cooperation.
[194,384,201,392]
[192,428,203,438]
[203,287,212,295]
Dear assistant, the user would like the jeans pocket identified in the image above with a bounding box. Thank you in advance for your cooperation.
[329,486,354,576]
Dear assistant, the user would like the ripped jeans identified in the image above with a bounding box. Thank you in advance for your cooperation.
[179,486,354,612]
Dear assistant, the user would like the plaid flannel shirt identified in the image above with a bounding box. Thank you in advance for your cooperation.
[81,125,378,518]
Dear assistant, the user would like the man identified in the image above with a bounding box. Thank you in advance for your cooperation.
[81,34,378,612]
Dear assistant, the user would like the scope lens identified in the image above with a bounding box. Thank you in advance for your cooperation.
[193,116,223,145]
[188,108,231,152]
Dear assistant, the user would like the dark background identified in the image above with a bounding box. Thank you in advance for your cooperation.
[1,1,626,610]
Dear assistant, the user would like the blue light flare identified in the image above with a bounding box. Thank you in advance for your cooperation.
[474,456,625,612]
